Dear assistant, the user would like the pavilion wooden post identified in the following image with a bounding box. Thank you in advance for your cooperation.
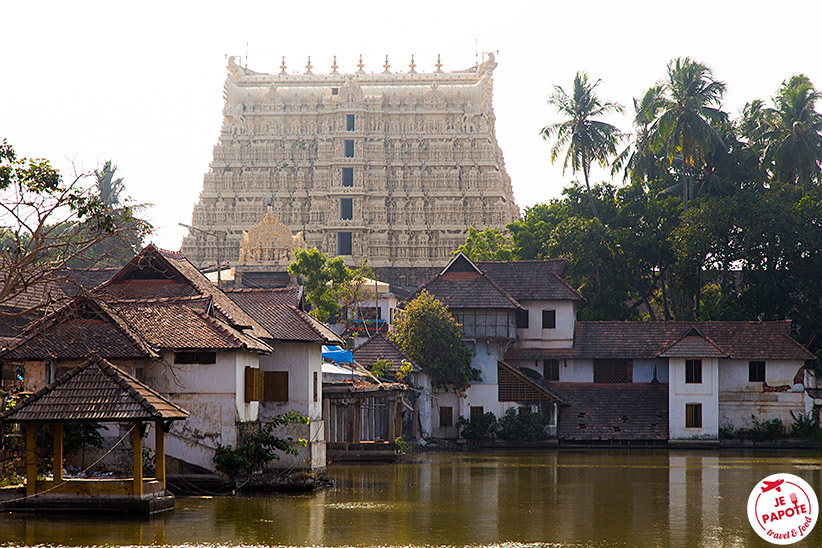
[387,396,396,441]
[25,423,36,496]
[133,421,143,496]
[353,401,362,442]
[154,420,165,490]
[53,423,63,482]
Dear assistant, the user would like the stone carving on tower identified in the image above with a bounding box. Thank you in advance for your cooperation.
[238,208,307,265]
[182,53,520,282]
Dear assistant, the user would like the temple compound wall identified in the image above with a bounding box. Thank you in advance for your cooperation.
[181,54,520,273]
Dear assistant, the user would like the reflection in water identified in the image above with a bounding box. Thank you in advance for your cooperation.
[0,450,819,547]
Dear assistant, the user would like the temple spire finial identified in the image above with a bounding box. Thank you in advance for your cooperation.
[279,56,287,76]
[408,55,417,73]
[435,54,443,73]
[356,54,365,74]
[331,55,339,74]
[305,56,313,75]
[382,55,391,74]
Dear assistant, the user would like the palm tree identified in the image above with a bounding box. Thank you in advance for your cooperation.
[541,72,624,220]
[612,85,666,186]
[651,58,728,211]
[94,161,126,207]
[762,75,822,187]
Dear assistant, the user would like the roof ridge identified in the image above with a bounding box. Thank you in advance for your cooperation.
[358,333,416,367]
[190,308,246,348]
[288,305,325,341]
[481,273,524,309]
[95,358,159,416]
[103,295,211,304]
[94,299,161,359]
[551,273,586,302]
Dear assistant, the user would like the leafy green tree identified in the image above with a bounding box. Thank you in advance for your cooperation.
[651,58,728,211]
[453,226,515,261]
[541,71,624,220]
[389,290,478,390]
[0,140,148,321]
[613,85,667,185]
[762,75,822,187]
[288,248,372,325]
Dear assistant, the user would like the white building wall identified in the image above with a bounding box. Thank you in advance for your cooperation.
[718,359,806,431]
[633,359,669,383]
[515,300,576,348]
[414,372,434,438]
[145,351,258,472]
[562,359,594,382]
[668,357,719,440]
[432,390,461,439]
[259,341,325,471]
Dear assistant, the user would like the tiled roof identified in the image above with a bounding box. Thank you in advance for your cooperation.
[658,328,727,358]
[552,382,668,441]
[572,321,813,360]
[2,298,158,360]
[95,245,271,341]
[225,290,341,344]
[107,299,267,351]
[224,287,304,308]
[416,272,522,310]
[475,260,584,302]
[504,347,578,361]
[352,333,418,372]
[0,358,189,422]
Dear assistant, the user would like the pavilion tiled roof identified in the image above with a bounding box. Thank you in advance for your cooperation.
[475,260,584,302]
[353,333,419,372]
[552,382,668,441]
[0,358,189,423]
[225,289,341,344]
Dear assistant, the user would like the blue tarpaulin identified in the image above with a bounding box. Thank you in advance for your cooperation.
[322,345,353,364]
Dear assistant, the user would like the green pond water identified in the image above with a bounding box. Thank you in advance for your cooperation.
[1,450,820,548]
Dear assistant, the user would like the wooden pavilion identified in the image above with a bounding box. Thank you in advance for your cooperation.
[0,357,188,513]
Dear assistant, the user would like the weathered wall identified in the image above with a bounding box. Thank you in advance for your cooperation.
[718,359,806,430]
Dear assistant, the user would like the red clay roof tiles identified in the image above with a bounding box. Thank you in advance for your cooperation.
[0,358,189,422]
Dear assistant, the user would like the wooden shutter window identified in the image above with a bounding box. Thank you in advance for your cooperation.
[244,367,262,402]
[263,371,289,402]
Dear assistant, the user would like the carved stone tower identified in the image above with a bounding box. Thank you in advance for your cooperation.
[181,54,519,285]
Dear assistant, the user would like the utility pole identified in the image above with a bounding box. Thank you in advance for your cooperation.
[179,222,223,289]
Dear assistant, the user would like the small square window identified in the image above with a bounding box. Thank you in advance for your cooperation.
[544,359,560,381]
[749,361,766,383]
[342,167,354,187]
[685,403,702,428]
[685,359,702,384]
[516,309,529,329]
[331,87,339,95]
[345,114,355,131]
[470,406,484,422]
[344,140,354,157]
[263,371,288,402]
[340,198,353,220]
[337,232,352,255]
[542,310,556,329]
[440,406,453,427]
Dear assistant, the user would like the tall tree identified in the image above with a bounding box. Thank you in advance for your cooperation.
[0,140,148,323]
[613,85,666,186]
[651,58,727,211]
[94,161,126,207]
[389,290,478,390]
[762,75,822,187]
[540,71,624,220]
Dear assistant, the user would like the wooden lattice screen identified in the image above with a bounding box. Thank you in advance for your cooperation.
[593,359,633,383]
[498,363,553,402]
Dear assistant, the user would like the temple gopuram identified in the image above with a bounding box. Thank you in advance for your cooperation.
[181,53,520,288]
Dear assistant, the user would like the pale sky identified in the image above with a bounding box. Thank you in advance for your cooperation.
[3,1,821,250]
